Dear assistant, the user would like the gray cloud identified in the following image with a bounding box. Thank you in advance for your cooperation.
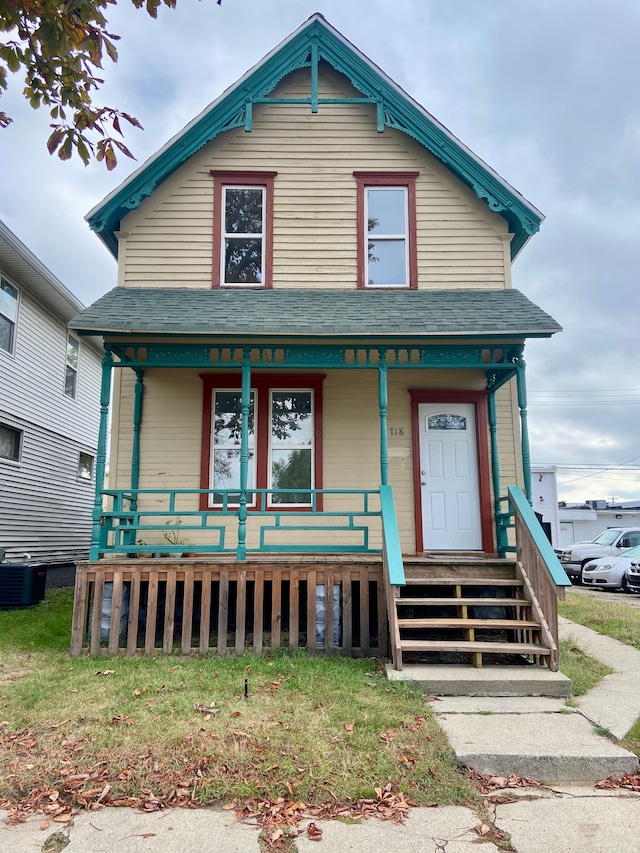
[2,0,638,501]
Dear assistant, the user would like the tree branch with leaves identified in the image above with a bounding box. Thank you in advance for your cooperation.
[0,0,221,169]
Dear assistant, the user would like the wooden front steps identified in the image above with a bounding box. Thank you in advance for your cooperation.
[391,559,554,670]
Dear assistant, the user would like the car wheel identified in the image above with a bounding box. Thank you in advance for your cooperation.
[622,575,633,594]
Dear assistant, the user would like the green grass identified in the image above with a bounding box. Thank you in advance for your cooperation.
[558,591,640,649]
[558,636,613,696]
[0,589,477,814]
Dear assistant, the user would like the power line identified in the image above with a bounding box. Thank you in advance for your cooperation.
[555,454,640,485]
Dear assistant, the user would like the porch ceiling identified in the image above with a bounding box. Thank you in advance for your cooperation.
[70,287,561,339]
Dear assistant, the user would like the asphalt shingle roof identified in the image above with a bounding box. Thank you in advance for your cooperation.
[69,287,561,339]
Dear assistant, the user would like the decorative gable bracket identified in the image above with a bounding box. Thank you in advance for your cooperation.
[87,15,542,260]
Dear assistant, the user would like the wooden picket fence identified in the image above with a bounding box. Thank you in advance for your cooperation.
[70,557,387,658]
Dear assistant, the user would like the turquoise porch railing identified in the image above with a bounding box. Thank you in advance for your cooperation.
[93,488,387,560]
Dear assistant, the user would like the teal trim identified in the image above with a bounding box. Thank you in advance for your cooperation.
[237,349,251,560]
[86,15,541,259]
[380,484,405,586]
[105,342,526,372]
[516,359,532,502]
[378,352,389,486]
[90,351,113,561]
[131,369,144,494]
[488,390,508,558]
[97,487,383,557]
[507,486,571,587]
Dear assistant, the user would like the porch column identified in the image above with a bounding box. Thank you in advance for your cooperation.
[488,389,508,557]
[516,358,532,503]
[237,348,251,561]
[89,349,114,561]
[131,369,145,496]
[378,350,389,486]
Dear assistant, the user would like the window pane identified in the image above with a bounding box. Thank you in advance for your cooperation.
[225,188,263,234]
[271,449,312,504]
[0,279,18,323]
[367,188,406,234]
[65,365,77,398]
[0,424,21,461]
[212,448,255,504]
[214,391,254,446]
[367,239,407,286]
[428,414,467,431]
[0,314,13,352]
[66,335,79,369]
[271,392,312,446]
[78,453,93,479]
[224,238,263,284]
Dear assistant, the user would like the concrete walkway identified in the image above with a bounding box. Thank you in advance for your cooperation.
[2,618,640,852]
[425,617,640,782]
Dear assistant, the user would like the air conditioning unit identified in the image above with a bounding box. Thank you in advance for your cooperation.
[587,500,607,510]
[0,563,47,607]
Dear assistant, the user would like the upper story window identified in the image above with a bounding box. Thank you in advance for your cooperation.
[354,172,418,289]
[0,276,19,353]
[211,171,277,288]
[65,333,79,399]
[0,422,21,463]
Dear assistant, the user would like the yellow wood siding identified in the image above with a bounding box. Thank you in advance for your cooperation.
[119,67,509,291]
[110,366,518,554]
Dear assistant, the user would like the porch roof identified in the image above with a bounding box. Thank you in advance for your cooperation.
[69,287,561,339]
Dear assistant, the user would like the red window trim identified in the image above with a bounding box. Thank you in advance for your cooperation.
[408,389,494,554]
[353,171,419,290]
[211,170,277,289]
[200,373,325,512]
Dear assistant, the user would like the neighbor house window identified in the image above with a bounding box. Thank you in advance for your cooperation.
[354,172,418,289]
[65,333,79,398]
[78,452,94,480]
[0,277,18,353]
[211,171,277,288]
[200,374,323,511]
[0,423,21,462]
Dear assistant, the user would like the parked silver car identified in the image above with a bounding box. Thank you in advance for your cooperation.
[581,544,640,591]
[626,558,640,593]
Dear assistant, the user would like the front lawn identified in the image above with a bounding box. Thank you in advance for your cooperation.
[0,589,476,818]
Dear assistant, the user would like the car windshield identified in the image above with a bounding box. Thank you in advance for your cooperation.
[618,545,640,559]
[593,530,623,546]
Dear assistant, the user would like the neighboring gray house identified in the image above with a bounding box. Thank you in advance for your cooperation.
[0,220,102,566]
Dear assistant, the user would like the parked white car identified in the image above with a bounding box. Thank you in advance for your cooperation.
[626,559,640,593]
[581,544,640,592]
[559,527,640,581]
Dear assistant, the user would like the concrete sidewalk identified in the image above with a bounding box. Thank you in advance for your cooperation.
[2,617,640,852]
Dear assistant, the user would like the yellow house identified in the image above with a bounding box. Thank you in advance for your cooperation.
[70,14,569,667]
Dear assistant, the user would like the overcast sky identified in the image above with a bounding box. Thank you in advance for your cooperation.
[2,0,639,503]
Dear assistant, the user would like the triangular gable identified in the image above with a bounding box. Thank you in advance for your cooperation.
[86,13,543,260]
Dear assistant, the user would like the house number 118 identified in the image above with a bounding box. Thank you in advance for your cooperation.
[389,427,405,436]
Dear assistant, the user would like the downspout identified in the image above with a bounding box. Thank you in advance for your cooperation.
[516,358,532,503]
[237,348,251,560]
[378,349,389,486]
[89,349,113,561]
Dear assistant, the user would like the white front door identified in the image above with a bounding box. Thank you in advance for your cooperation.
[419,402,482,551]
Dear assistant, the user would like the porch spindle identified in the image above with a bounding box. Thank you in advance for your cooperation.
[90,350,114,561]
[129,369,145,548]
[237,348,251,560]
[378,350,389,486]
[516,358,532,503]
